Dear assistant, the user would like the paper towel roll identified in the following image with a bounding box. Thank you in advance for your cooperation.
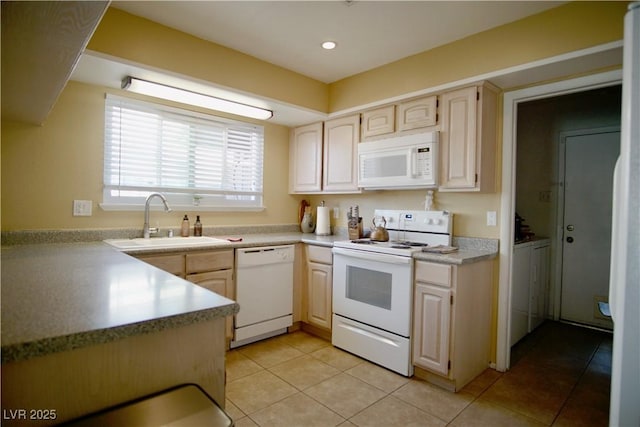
[315,206,331,235]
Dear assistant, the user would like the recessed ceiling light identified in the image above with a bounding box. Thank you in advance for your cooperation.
[321,41,337,50]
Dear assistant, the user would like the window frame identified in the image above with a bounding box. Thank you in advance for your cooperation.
[100,94,265,212]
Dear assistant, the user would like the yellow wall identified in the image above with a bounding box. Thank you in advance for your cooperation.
[1,1,629,233]
[328,1,628,111]
[88,8,329,114]
[1,81,300,230]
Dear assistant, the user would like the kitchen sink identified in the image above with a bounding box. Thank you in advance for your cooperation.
[104,236,229,250]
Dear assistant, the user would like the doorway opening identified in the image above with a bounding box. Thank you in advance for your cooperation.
[497,70,622,372]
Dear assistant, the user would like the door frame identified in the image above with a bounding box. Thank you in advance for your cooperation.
[496,69,622,372]
[555,126,620,322]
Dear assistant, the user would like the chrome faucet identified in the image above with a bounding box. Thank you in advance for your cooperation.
[143,193,172,238]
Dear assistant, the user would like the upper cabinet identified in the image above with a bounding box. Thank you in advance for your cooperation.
[360,95,438,141]
[290,82,499,194]
[289,122,324,193]
[397,95,438,132]
[323,115,360,192]
[439,82,498,192]
[361,105,395,139]
[290,115,360,194]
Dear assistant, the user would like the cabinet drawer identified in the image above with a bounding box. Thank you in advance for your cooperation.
[415,261,452,287]
[306,245,332,264]
[137,253,185,276]
[186,249,234,274]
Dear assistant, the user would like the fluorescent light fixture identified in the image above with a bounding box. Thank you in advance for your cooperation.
[321,41,337,50]
[121,76,273,120]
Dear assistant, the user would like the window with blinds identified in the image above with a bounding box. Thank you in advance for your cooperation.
[103,95,264,210]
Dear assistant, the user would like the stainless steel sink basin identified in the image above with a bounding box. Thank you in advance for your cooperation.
[104,236,229,250]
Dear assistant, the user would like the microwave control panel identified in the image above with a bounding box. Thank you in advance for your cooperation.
[415,146,433,176]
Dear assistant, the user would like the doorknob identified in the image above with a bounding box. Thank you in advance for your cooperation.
[567,225,574,231]
[567,236,574,243]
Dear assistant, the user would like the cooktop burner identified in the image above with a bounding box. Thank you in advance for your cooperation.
[334,210,453,256]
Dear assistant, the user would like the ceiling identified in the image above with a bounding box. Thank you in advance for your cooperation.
[3,1,623,127]
[111,1,564,84]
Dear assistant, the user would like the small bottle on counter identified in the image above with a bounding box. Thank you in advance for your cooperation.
[194,215,202,236]
[181,215,190,237]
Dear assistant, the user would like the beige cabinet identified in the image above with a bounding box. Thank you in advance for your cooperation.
[136,249,235,341]
[303,245,333,334]
[361,105,395,139]
[439,82,498,192]
[413,259,493,391]
[289,122,323,193]
[323,114,360,192]
[397,95,438,132]
[289,115,360,194]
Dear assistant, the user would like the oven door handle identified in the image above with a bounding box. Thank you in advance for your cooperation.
[332,247,412,265]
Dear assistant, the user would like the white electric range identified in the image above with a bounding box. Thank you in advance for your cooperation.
[332,210,453,376]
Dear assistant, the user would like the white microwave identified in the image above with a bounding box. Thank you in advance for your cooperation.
[358,131,438,189]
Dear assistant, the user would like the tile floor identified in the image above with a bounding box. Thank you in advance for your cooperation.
[224,321,612,426]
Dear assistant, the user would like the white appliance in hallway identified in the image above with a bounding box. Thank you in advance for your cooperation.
[609,2,640,425]
[231,245,294,348]
[332,210,453,376]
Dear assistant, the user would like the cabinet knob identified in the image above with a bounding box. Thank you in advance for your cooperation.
[566,236,574,243]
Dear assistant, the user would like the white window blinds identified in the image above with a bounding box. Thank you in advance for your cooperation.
[103,95,264,210]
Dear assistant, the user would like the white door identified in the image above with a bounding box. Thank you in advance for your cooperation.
[560,129,619,329]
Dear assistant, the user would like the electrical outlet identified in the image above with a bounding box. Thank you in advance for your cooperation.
[333,207,340,219]
[487,211,497,226]
[73,200,92,216]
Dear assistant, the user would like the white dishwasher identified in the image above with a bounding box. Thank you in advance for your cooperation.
[231,245,294,348]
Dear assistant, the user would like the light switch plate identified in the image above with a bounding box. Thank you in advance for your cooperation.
[73,200,92,216]
[487,211,497,226]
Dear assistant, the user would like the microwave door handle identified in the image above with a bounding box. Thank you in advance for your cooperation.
[410,148,417,177]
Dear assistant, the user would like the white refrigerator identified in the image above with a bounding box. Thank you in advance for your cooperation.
[609,2,640,425]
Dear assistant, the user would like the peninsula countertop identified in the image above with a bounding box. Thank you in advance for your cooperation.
[1,242,238,364]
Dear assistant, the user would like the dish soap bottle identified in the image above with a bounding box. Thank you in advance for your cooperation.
[181,215,190,237]
[194,215,202,236]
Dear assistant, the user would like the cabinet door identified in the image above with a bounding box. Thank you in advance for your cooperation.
[323,115,360,192]
[361,105,395,139]
[439,86,478,190]
[307,261,332,330]
[413,283,451,375]
[398,95,437,131]
[187,269,234,339]
[290,122,323,193]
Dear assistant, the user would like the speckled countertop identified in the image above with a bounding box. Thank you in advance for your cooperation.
[1,229,497,364]
[1,243,239,364]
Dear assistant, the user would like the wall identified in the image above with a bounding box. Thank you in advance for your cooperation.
[1,1,628,234]
[307,191,501,239]
[328,1,628,111]
[516,85,623,238]
[1,81,300,231]
[88,8,329,114]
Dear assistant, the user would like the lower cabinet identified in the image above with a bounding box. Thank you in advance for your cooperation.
[135,249,235,341]
[303,245,333,336]
[412,259,493,391]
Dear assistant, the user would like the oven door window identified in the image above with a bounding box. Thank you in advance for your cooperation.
[346,266,392,310]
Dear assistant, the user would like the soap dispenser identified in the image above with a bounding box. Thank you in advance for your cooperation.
[194,215,202,236]
[181,215,190,237]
